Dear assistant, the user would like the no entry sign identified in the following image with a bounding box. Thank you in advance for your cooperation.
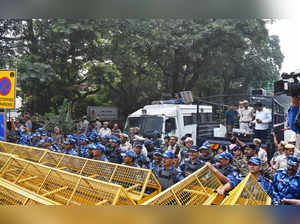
[0,69,16,109]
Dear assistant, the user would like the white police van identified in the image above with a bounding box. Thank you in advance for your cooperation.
[124,103,221,143]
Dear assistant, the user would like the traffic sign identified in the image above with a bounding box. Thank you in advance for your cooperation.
[0,69,16,109]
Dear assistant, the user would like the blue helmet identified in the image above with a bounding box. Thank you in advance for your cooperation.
[87,144,97,150]
[248,157,262,166]
[135,142,143,148]
[216,152,233,161]
[287,156,299,167]
[95,143,105,152]
[163,151,175,159]
[122,150,136,158]
[44,137,53,144]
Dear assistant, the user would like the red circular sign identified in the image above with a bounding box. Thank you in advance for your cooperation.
[0,77,11,96]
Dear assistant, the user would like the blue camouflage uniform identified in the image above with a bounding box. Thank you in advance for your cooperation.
[64,140,78,156]
[18,131,32,145]
[136,153,150,169]
[94,144,108,162]
[149,150,164,177]
[230,157,273,197]
[86,129,98,142]
[121,150,138,167]
[65,148,78,156]
[272,156,300,204]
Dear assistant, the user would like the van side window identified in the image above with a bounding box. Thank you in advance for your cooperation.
[183,116,196,126]
[165,118,176,133]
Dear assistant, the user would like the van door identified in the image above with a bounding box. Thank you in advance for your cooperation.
[164,117,177,137]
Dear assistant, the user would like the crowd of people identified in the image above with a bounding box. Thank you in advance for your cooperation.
[4,94,300,205]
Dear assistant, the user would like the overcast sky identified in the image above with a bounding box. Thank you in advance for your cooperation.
[267,19,300,73]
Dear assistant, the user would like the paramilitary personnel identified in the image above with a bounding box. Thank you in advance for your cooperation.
[177,145,205,181]
[156,151,178,190]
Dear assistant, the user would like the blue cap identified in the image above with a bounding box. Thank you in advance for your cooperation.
[95,143,105,152]
[144,140,154,146]
[202,141,211,149]
[111,138,120,143]
[122,150,136,158]
[33,132,41,137]
[153,130,160,135]
[64,140,72,145]
[153,148,163,156]
[25,123,32,129]
[246,143,259,152]
[216,152,233,161]
[135,142,143,147]
[87,144,97,150]
[103,135,110,140]
[80,135,89,141]
[41,132,48,136]
[200,145,209,151]
[44,137,53,143]
[163,151,175,159]
[287,156,299,167]
[248,157,262,166]
[189,145,199,152]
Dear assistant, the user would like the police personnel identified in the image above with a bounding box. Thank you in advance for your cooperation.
[106,138,122,164]
[149,149,164,177]
[156,151,178,190]
[63,139,78,156]
[92,143,108,162]
[79,136,89,158]
[272,156,300,205]
[206,152,239,185]
[122,150,138,167]
[133,142,150,168]
[177,145,204,181]
[217,157,273,197]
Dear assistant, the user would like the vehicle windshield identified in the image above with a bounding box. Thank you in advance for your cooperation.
[125,116,163,138]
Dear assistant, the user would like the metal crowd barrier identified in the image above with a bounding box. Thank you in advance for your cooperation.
[0,152,135,205]
[0,141,161,204]
[142,165,224,205]
[221,173,272,205]
[0,178,59,205]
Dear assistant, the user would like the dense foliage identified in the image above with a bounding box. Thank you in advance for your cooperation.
[0,19,284,120]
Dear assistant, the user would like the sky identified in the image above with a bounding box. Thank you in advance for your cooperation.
[267,19,300,73]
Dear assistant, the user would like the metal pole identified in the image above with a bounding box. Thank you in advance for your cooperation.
[196,99,200,146]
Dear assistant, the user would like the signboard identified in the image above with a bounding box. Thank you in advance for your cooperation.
[0,69,17,109]
[87,106,118,121]
[0,113,6,141]
[180,91,194,104]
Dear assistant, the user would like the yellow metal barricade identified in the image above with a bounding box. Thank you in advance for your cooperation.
[0,152,135,205]
[0,177,59,205]
[142,165,224,205]
[0,142,161,204]
[221,173,272,205]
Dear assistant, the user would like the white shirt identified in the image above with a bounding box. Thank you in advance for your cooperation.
[274,154,287,171]
[120,141,132,152]
[239,107,254,122]
[258,147,267,163]
[98,127,111,138]
[254,108,272,130]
